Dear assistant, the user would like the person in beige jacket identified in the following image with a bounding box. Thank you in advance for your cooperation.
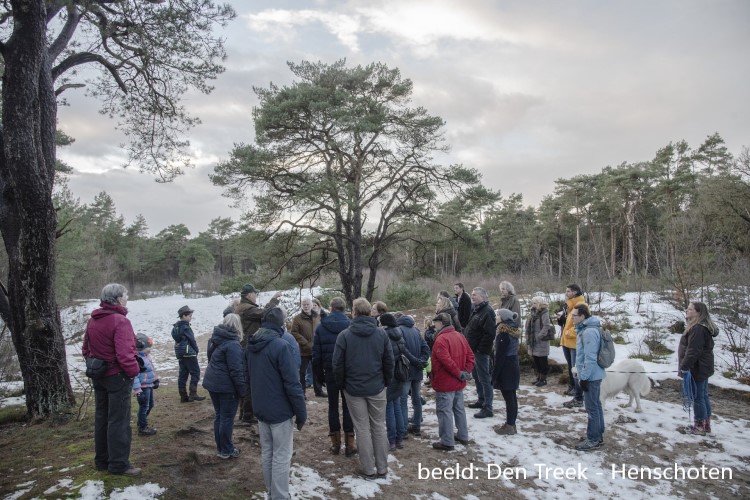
[291,297,326,397]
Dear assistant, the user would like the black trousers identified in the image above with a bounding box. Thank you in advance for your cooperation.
[93,372,134,473]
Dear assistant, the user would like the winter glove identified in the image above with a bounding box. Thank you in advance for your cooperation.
[295,418,305,431]
[152,379,160,389]
[458,371,472,381]
[579,379,589,392]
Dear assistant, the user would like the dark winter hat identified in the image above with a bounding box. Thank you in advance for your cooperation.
[263,307,285,328]
[136,333,153,350]
[241,283,259,295]
[177,305,194,317]
[498,308,518,323]
[432,312,451,326]
[379,313,398,327]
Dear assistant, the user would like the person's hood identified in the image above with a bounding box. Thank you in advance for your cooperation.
[173,319,190,328]
[396,315,415,329]
[247,327,282,353]
[211,324,239,345]
[91,302,128,319]
[321,310,350,334]
[385,325,403,341]
[260,307,285,335]
[576,316,602,331]
[349,315,378,338]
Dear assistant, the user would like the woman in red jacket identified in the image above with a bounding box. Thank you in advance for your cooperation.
[81,283,142,476]
[430,313,475,451]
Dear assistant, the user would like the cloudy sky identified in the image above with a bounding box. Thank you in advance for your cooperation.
[58,0,750,235]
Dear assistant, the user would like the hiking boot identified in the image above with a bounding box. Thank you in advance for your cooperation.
[217,448,240,459]
[432,441,455,451]
[377,470,388,479]
[408,425,421,437]
[395,439,404,449]
[565,387,576,396]
[138,427,157,436]
[494,423,517,435]
[704,416,713,435]
[179,389,191,403]
[189,385,206,401]
[112,466,141,476]
[356,468,377,480]
[689,424,706,436]
[344,432,358,456]
[474,408,493,419]
[329,431,341,455]
[579,435,604,445]
[389,442,396,451]
[575,439,601,451]
[454,434,469,446]
[535,379,547,387]
[315,390,328,398]
[563,398,583,408]
[467,401,483,409]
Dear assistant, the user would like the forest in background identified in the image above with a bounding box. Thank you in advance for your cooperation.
[1,132,747,309]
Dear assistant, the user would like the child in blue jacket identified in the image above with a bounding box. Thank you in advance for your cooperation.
[133,333,160,436]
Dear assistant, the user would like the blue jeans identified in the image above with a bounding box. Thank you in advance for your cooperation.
[583,379,604,442]
[402,379,422,430]
[386,384,408,444]
[563,346,583,400]
[93,373,134,473]
[693,378,712,421]
[436,390,468,446]
[259,418,294,500]
[177,356,200,391]
[209,392,239,455]
[471,352,493,411]
[136,387,154,429]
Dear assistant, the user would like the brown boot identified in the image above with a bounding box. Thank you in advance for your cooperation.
[344,432,358,457]
[329,432,342,455]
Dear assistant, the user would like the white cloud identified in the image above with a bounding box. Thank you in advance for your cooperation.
[244,9,362,52]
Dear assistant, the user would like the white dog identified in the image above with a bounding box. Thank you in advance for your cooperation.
[572,359,651,412]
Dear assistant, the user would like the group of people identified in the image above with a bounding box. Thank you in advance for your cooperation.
[82,278,719,493]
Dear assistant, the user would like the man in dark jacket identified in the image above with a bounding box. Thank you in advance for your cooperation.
[246,307,306,499]
[172,305,205,402]
[453,282,472,329]
[312,297,356,456]
[332,297,394,480]
[396,314,430,436]
[82,283,141,476]
[463,287,496,418]
[235,283,281,423]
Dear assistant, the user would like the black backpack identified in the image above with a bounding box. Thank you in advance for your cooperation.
[394,341,410,382]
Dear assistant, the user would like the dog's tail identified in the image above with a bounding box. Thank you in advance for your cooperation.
[638,375,652,397]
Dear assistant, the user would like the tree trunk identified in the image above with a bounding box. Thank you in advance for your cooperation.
[0,0,75,418]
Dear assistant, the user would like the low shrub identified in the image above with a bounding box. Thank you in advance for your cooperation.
[384,282,431,311]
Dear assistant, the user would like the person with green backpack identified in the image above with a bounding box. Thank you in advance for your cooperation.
[571,303,606,451]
